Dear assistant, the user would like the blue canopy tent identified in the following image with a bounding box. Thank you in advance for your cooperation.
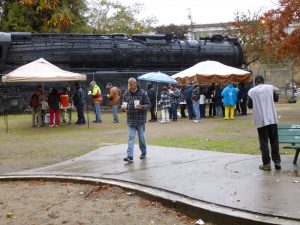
[138,72,177,117]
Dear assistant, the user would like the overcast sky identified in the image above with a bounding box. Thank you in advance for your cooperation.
[124,0,279,26]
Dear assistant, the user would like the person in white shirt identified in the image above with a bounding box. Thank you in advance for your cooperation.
[248,75,281,171]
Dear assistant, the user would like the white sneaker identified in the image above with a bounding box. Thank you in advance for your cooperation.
[49,124,54,127]
[193,120,199,123]
[160,121,166,124]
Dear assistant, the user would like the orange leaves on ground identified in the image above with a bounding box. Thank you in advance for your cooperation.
[85,184,111,198]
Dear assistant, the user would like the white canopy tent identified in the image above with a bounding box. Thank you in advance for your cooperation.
[2,58,86,83]
[1,58,88,132]
[172,60,252,85]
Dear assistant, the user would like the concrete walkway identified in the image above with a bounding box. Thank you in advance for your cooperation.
[1,144,299,225]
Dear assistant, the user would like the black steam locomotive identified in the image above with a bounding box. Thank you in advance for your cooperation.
[0,32,244,112]
[0,32,244,72]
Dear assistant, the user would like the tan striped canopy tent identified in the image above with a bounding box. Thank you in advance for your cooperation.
[172,60,252,85]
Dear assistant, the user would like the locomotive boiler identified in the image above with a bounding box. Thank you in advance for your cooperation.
[0,32,244,113]
[0,32,244,73]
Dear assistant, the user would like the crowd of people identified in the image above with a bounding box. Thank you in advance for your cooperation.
[28,76,282,170]
[29,80,251,128]
[146,81,250,124]
[29,81,122,128]
[29,85,70,128]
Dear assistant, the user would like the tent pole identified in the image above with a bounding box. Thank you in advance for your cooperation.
[2,83,8,133]
[68,81,72,124]
[5,112,8,133]
[155,83,158,118]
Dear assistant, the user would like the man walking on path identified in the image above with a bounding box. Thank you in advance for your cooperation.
[121,78,150,163]
[106,83,121,123]
[248,75,281,171]
[89,81,103,123]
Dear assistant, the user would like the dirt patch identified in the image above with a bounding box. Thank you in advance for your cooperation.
[0,181,213,225]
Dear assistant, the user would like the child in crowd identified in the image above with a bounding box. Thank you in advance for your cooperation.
[160,86,171,123]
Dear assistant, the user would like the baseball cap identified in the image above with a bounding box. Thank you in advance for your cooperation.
[255,75,264,83]
[90,81,96,86]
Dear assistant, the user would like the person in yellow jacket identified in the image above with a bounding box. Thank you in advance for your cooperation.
[89,81,103,123]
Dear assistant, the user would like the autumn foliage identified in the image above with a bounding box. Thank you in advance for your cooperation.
[223,0,300,66]
[17,0,71,31]
[262,0,300,61]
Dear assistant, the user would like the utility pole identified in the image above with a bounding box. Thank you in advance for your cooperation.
[291,66,296,100]
[187,8,194,40]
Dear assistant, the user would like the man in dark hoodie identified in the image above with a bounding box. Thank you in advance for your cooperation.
[146,82,157,122]
[73,83,86,125]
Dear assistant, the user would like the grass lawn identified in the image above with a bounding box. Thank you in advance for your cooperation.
[0,100,299,173]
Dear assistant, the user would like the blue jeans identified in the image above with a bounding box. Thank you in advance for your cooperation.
[127,124,147,158]
[94,103,101,121]
[186,101,194,119]
[76,102,85,123]
[112,104,119,122]
[193,102,200,120]
[171,103,178,120]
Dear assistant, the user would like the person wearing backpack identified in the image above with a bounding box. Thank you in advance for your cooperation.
[30,85,44,127]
